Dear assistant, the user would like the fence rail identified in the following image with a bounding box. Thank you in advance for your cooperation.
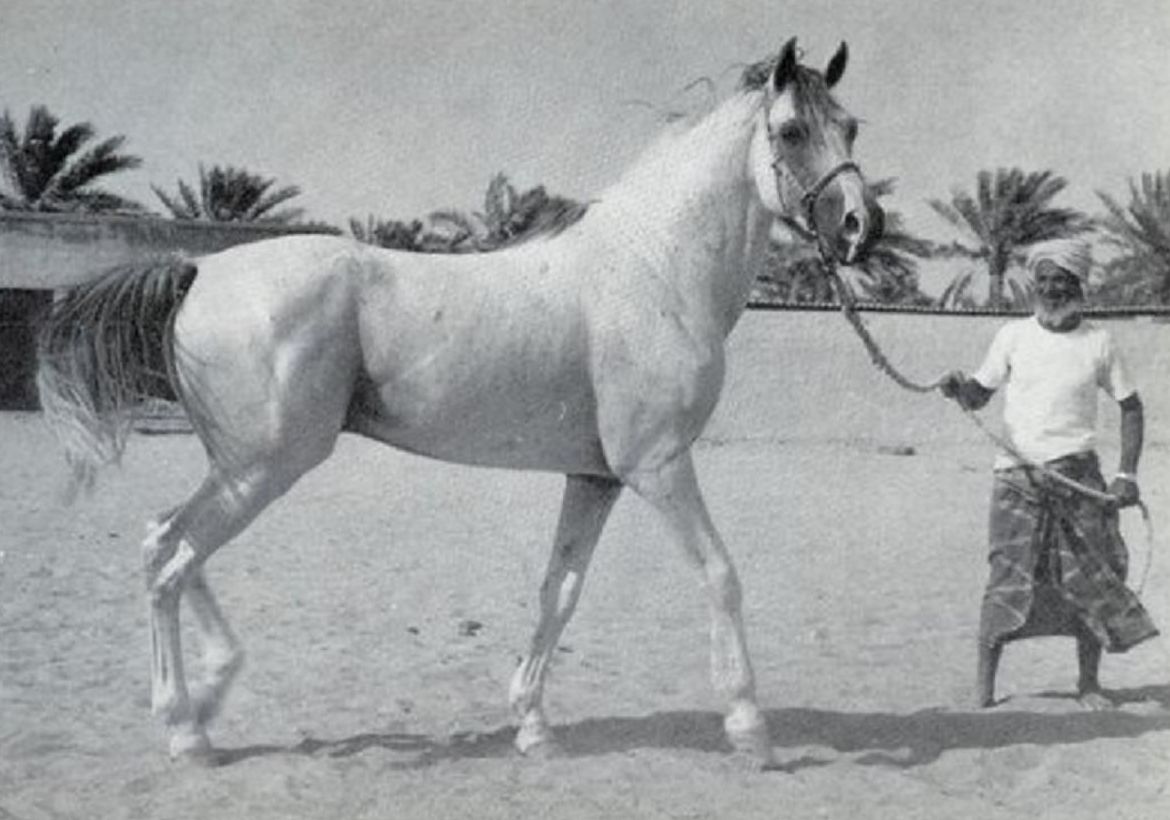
[747,299,1170,318]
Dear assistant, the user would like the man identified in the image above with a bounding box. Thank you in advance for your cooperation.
[941,238,1157,710]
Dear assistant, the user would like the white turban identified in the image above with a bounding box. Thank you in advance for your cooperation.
[1026,238,1092,284]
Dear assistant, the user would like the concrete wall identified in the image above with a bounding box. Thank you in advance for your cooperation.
[0,211,338,289]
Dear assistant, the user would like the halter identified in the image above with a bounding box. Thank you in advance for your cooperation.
[762,92,864,239]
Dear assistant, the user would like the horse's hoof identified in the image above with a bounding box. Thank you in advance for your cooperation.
[169,729,216,765]
[514,722,562,759]
[726,714,775,769]
[515,736,566,760]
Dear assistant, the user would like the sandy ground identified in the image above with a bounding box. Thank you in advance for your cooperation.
[2,312,1169,819]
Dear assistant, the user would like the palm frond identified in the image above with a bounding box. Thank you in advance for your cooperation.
[46,135,142,200]
[0,106,141,211]
[246,185,302,221]
[1094,170,1170,304]
[938,270,975,309]
[152,184,189,219]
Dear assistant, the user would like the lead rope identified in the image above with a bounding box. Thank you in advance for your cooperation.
[825,267,1156,595]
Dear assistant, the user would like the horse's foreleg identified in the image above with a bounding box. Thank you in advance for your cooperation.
[510,474,621,755]
[626,453,774,766]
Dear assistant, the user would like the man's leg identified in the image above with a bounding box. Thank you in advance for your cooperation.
[976,639,1003,708]
[1075,626,1115,710]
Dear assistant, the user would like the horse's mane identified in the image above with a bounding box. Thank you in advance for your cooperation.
[503,52,842,247]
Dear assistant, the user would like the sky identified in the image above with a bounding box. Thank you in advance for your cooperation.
[2,0,1169,246]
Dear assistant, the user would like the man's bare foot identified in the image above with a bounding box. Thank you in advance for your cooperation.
[1077,688,1117,711]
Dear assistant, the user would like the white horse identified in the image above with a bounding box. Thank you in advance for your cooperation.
[36,37,882,766]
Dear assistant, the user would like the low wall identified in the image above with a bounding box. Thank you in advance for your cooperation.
[710,310,1170,451]
[0,211,338,289]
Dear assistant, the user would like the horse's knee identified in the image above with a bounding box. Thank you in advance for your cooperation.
[147,540,199,604]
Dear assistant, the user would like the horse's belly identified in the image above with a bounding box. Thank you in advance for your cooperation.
[347,373,610,475]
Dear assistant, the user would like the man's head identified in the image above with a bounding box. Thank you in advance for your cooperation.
[1028,239,1091,331]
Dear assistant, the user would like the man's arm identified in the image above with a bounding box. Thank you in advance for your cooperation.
[1109,393,1144,507]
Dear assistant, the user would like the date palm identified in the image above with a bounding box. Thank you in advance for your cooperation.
[929,168,1089,309]
[153,164,303,223]
[352,173,584,255]
[447,173,585,252]
[0,105,143,212]
[349,215,425,251]
[1096,170,1170,305]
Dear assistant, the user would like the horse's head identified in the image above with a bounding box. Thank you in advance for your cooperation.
[748,38,884,265]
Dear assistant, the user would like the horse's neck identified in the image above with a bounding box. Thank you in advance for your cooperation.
[600,93,772,336]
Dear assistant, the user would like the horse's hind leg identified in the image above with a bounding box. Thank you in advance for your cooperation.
[185,568,244,724]
[144,514,243,726]
[625,452,775,767]
[142,467,292,761]
[510,474,621,754]
[142,520,199,759]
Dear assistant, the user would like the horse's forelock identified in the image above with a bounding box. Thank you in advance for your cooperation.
[741,58,843,123]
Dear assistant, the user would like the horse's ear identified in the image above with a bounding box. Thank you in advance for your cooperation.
[772,37,799,93]
[825,41,848,88]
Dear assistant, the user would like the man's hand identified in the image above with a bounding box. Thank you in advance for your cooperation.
[1107,476,1141,509]
[939,370,966,399]
[939,371,994,411]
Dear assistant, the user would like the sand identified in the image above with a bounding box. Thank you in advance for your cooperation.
[2,311,1168,819]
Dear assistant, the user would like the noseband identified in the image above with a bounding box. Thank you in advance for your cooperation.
[792,160,861,230]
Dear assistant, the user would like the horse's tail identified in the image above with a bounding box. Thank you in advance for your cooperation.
[35,255,199,498]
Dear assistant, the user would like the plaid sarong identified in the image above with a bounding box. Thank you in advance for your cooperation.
[979,452,1158,652]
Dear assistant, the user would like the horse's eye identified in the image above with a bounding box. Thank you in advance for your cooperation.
[777,122,807,146]
[844,119,859,143]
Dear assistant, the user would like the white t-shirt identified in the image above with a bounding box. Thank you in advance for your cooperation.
[972,316,1136,469]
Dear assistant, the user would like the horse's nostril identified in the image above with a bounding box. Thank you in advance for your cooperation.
[843,212,861,236]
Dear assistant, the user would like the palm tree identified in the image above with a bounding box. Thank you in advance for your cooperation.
[478,173,574,249]
[152,164,304,223]
[420,208,481,252]
[1095,170,1170,305]
[0,105,144,212]
[753,178,932,306]
[349,215,425,251]
[929,168,1089,309]
[441,173,585,252]
[850,179,933,305]
[753,233,834,303]
[352,173,584,255]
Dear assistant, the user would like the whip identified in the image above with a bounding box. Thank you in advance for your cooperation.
[825,267,1156,595]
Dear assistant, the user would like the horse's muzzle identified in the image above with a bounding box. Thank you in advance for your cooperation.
[832,199,884,266]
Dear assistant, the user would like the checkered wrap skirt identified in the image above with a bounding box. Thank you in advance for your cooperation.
[979,452,1158,652]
